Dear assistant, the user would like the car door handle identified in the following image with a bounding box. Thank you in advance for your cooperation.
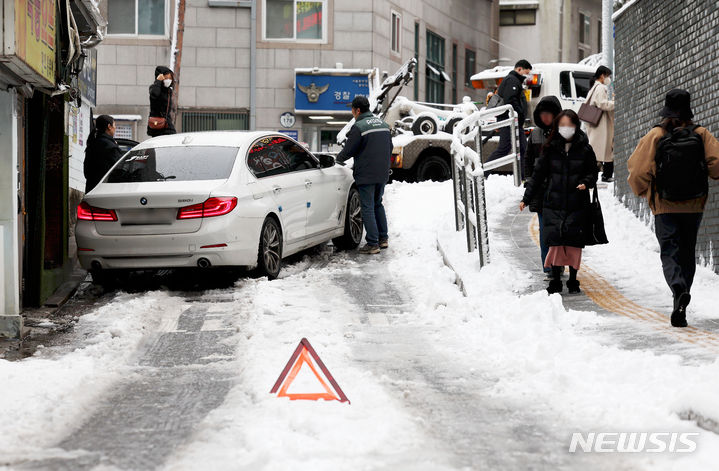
[273,186,282,194]
[305,180,313,188]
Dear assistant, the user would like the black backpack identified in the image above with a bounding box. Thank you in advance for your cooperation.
[654,125,708,201]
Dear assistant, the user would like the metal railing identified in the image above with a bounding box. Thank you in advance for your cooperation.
[450,105,520,266]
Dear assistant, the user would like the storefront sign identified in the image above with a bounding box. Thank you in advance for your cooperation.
[14,0,57,86]
[295,74,369,113]
[78,49,97,106]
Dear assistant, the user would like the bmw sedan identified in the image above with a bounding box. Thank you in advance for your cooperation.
[76,131,363,283]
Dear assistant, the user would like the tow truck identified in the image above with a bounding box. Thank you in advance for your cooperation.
[337,58,482,182]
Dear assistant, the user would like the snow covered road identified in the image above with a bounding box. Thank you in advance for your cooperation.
[2,177,719,470]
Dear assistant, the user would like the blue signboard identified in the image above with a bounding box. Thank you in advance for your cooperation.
[295,74,369,113]
[278,129,299,140]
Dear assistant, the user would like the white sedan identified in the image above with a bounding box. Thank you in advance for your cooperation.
[76,131,363,283]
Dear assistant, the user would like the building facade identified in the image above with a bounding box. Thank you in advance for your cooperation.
[613,0,719,274]
[498,0,602,65]
[0,0,104,336]
[94,0,499,150]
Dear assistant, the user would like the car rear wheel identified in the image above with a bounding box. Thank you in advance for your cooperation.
[256,217,283,279]
[333,188,363,250]
[415,155,451,182]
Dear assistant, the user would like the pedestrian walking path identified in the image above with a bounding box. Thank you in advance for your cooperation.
[497,207,719,362]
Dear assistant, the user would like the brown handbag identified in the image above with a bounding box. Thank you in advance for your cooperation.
[149,88,171,130]
[578,85,603,126]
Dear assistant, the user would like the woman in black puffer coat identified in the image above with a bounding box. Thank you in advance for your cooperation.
[520,110,598,294]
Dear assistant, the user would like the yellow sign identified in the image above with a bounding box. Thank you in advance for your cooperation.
[15,0,56,85]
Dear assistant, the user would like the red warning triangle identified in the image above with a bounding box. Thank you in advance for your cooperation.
[270,338,350,403]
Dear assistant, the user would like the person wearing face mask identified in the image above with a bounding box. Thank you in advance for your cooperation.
[585,65,615,182]
[524,95,562,278]
[147,66,177,137]
[520,110,598,294]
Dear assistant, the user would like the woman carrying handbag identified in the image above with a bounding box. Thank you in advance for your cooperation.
[520,110,599,294]
[583,66,615,182]
[147,66,177,137]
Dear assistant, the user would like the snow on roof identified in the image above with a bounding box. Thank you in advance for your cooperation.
[499,0,539,6]
[613,0,640,20]
[579,53,604,67]
[471,63,596,82]
[111,114,142,121]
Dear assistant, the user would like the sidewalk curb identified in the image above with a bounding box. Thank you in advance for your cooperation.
[436,236,468,297]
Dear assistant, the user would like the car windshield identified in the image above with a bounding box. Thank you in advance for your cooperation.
[105,146,238,183]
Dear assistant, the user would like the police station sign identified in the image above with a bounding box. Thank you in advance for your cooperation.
[294,72,369,114]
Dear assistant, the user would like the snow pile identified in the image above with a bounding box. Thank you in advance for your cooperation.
[0,292,188,459]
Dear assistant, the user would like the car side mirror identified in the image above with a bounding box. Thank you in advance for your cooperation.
[318,154,335,168]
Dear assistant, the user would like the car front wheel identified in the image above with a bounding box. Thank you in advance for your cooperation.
[256,217,283,279]
[333,188,363,250]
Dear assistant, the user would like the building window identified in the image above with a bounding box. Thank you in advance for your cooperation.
[263,0,327,42]
[182,111,250,133]
[499,9,536,26]
[579,13,590,45]
[107,0,167,36]
[597,19,602,52]
[391,11,401,54]
[426,30,445,103]
[464,49,476,87]
[451,44,457,103]
[414,22,419,101]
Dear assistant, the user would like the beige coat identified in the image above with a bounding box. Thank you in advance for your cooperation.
[627,126,719,215]
[585,82,615,163]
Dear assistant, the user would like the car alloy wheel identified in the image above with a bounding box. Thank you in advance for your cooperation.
[259,218,282,279]
[349,190,363,244]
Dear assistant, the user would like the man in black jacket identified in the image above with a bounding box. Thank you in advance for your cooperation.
[487,59,532,170]
[148,66,177,137]
[337,96,392,254]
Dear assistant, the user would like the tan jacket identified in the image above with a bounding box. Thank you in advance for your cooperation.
[627,126,719,214]
[586,82,615,163]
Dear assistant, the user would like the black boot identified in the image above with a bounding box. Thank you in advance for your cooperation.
[566,267,581,294]
[671,292,691,328]
[547,266,563,294]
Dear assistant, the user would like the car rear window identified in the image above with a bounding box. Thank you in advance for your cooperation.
[105,146,238,183]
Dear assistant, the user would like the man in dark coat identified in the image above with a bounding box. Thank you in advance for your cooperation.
[84,115,123,193]
[525,95,562,275]
[148,66,177,137]
[337,96,392,254]
[487,59,532,168]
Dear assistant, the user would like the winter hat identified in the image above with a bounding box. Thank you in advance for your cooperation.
[533,95,562,130]
[660,89,693,120]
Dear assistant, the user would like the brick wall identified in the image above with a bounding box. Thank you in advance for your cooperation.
[614,0,719,272]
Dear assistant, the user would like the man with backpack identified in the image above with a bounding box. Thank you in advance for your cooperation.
[628,89,719,327]
[486,59,532,172]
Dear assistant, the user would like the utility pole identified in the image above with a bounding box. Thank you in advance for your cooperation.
[602,0,614,69]
[171,0,187,123]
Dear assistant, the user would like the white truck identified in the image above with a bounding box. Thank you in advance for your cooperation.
[470,62,598,123]
[337,59,480,182]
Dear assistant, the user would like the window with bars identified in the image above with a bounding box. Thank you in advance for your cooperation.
[181,111,250,133]
[391,11,401,54]
[426,30,445,104]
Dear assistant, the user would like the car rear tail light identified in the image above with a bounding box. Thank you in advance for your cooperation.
[177,197,237,220]
[200,243,227,249]
[77,201,118,221]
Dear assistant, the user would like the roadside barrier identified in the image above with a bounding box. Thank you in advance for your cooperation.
[450,105,521,266]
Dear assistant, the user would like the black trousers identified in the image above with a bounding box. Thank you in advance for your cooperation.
[654,213,703,297]
[600,161,614,180]
[488,124,527,177]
